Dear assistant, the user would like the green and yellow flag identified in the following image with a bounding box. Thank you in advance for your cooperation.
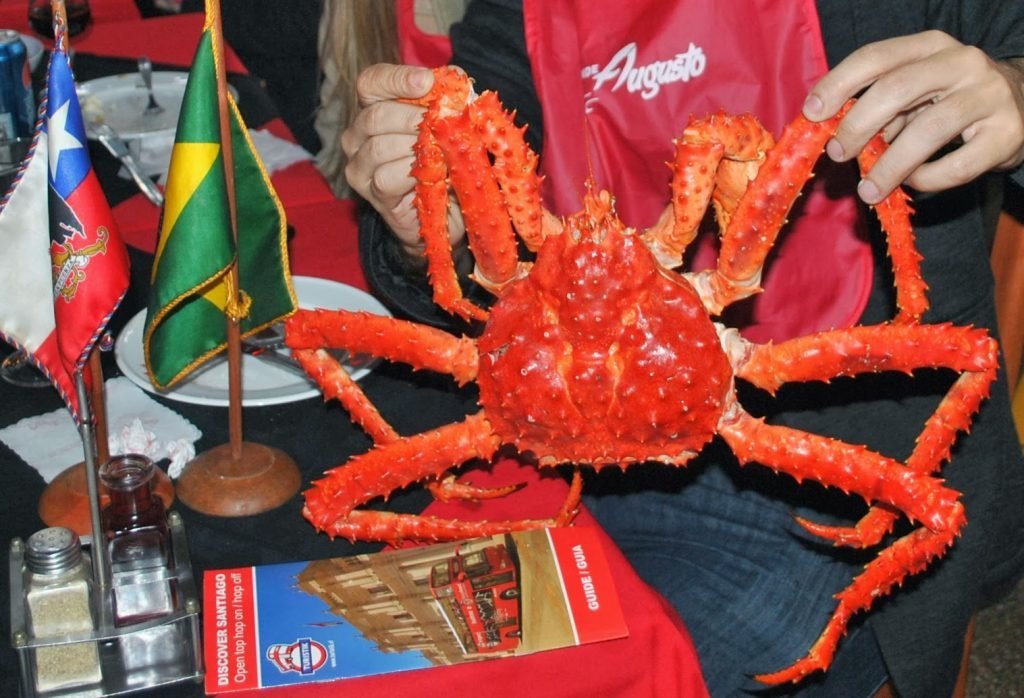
[143,1,295,389]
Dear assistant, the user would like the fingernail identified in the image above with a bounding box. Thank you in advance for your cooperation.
[803,94,823,118]
[825,139,845,162]
[857,179,881,204]
[410,68,431,93]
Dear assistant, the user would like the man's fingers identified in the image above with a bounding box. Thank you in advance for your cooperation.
[902,136,997,193]
[804,30,959,120]
[823,52,975,163]
[355,63,434,106]
[341,102,424,157]
[368,156,418,205]
[856,79,1010,201]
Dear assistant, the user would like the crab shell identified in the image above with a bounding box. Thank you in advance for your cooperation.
[477,196,731,467]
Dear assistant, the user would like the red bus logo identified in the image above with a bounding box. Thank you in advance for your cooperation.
[429,541,522,654]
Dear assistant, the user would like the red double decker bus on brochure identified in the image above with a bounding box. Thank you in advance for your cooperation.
[429,539,522,655]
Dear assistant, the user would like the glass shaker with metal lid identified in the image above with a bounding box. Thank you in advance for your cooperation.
[23,526,102,692]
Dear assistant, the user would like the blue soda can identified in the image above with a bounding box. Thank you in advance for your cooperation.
[0,30,35,140]
[0,44,16,142]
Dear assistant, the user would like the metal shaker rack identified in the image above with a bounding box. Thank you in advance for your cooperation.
[9,511,203,697]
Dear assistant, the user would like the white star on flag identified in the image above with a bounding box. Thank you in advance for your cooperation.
[47,98,84,177]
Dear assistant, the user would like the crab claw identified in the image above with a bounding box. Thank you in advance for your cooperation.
[793,508,896,548]
[426,474,525,502]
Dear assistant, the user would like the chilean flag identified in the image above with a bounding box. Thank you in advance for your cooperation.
[0,27,129,422]
[47,29,130,379]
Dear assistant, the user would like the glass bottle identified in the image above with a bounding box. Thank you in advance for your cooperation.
[100,454,175,625]
[23,526,102,692]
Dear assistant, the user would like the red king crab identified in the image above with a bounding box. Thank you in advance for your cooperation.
[285,67,999,683]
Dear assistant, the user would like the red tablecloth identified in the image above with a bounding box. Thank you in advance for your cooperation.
[55,9,710,695]
[71,11,247,73]
[229,459,710,698]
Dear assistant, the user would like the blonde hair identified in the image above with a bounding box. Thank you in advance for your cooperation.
[316,1,400,197]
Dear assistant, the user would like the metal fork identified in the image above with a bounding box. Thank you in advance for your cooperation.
[242,323,373,373]
[137,56,164,117]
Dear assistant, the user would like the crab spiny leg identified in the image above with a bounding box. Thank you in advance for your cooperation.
[411,119,489,322]
[795,367,996,546]
[286,308,479,385]
[718,411,966,683]
[718,410,967,682]
[734,323,995,547]
[303,412,502,530]
[321,509,561,545]
[294,338,518,504]
[322,468,585,545]
[688,102,853,314]
[857,135,926,323]
[642,112,774,268]
[735,323,997,393]
[430,110,522,290]
[294,348,399,444]
[719,410,965,529]
[400,68,490,319]
[642,139,723,268]
[468,91,547,252]
[304,410,575,545]
[753,524,960,684]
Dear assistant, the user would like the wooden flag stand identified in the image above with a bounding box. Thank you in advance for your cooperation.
[175,307,301,516]
[174,0,300,517]
[38,351,175,536]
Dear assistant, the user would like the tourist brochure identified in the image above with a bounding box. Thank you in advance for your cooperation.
[202,526,628,693]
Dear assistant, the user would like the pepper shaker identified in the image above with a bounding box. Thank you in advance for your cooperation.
[23,527,102,692]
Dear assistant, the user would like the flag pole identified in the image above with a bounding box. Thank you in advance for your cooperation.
[74,367,110,596]
[89,350,110,463]
[210,0,244,461]
[174,0,300,517]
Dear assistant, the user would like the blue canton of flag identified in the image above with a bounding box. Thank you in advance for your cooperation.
[45,37,130,382]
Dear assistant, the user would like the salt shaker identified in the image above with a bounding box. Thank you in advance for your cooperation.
[100,454,175,625]
[23,526,102,692]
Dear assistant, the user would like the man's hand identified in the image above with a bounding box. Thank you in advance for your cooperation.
[803,31,1024,203]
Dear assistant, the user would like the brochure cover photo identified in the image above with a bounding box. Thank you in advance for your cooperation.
[202,526,628,693]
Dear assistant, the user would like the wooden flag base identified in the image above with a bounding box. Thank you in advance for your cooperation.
[38,461,176,537]
[175,441,301,517]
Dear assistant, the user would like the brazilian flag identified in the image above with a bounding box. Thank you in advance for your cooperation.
[144,2,295,390]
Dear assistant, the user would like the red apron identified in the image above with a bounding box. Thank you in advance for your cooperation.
[401,0,873,342]
[525,0,873,342]
[396,0,455,67]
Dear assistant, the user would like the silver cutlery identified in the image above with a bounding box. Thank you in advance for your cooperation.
[241,324,313,380]
[91,122,164,207]
[241,323,372,378]
[137,56,164,117]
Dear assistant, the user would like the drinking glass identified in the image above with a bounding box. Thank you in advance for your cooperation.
[1,350,50,388]
[28,0,92,38]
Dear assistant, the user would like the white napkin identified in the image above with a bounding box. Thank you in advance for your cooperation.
[0,377,202,483]
[131,128,314,185]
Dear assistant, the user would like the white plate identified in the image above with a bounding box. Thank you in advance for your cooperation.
[77,72,188,140]
[76,72,238,141]
[115,277,392,407]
